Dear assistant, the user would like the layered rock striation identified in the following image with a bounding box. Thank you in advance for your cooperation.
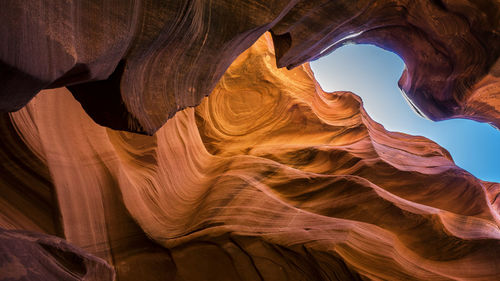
[1,1,500,280]
[0,228,114,281]
[1,34,499,280]
[1,0,499,134]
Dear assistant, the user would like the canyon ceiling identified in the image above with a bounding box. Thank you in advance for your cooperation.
[0,1,499,280]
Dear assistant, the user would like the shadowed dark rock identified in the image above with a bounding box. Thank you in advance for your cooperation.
[0,1,500,280]
[1,1,499,133]
[0,228,114,281]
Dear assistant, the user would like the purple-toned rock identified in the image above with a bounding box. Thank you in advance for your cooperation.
[0,228,114,281]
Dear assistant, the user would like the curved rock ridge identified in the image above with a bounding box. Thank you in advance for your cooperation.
[0,227,114,281]
[270,0,500,128]
[1,34,499,280]
[0,0,297,134]
[1,1,499,134]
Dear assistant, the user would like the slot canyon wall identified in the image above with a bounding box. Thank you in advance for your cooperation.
[0,1,500,280]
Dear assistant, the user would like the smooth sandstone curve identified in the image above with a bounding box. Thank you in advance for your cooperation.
[0,0,499,134]
[1,34,499,280]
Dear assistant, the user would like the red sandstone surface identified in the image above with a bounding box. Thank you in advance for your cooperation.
[0,1,499,280]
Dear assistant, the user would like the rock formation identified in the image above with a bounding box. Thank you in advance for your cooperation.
[0,34,499,280]
[0,228,114,281]
[1,0,499,134]
[0,1,499,280]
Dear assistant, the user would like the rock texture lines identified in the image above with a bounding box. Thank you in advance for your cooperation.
[1,1,500,134]
[0,1,500,280]
[0,228,114,281]
[0,34,498,280]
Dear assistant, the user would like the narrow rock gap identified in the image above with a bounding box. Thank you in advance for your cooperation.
[310,43,500,182]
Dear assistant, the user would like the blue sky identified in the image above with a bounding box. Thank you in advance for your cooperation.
[310,44,500,183]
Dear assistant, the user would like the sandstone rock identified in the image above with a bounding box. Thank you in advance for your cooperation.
[0,228,114,281]
[1,1,499,134]
[1,1,500,280]
[1,34,498,280]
